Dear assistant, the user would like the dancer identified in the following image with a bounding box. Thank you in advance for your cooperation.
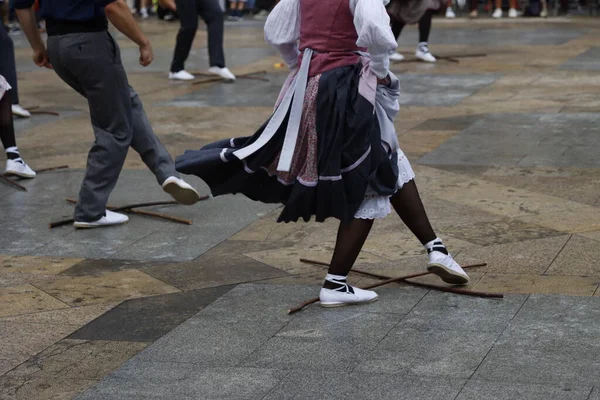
[228,0,246,20]
[176,0,469,307]
[0,74,35,178]
[16,0,201,229]
[388,3,438,63]
[0,2,31,118]
[167,0,236,81]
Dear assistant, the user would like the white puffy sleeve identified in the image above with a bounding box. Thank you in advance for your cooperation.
[264,0,301,69]
[350,0,398,79]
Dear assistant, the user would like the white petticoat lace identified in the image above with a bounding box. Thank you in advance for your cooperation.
[0,75,11,101]
[354,150,415,220]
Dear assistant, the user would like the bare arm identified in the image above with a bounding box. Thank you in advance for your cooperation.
[16,7,52,68]
[105,0,153,66]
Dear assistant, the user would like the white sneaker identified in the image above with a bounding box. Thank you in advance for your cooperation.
[540,8,548,17]
[5,159,36,179]
[508,7,518,17]
[11,104,31,118]
[74,210,129,229]
[162,176,202,205]
[492,8,503,18]
[389,52,405,62]
[415,43,436,63]
[446,7,456,18]
[169,70,195,81]
[427,251,470,285]
[140,7,149,19]
[320,285,379,308]
[208,66,236,82]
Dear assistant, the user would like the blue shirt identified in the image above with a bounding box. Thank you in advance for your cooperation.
[15,0,117,22]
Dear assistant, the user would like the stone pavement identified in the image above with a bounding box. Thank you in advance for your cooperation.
[2,15,600,399]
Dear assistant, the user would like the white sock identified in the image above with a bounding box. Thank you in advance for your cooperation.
[325,273,347,283]
[5,146,18,155]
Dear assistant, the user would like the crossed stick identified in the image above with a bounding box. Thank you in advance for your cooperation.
[288,259,499,314]
[191,70,269,86]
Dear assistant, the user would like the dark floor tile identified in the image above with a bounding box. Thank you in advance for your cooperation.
[60,259,173,277]
[68,285,235,342]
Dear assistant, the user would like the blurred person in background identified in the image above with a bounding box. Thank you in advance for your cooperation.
[0,0,31,118]
[228,0,246,20]
[0,74,35,178]
[492,0,518,17]
[167,0,236,81]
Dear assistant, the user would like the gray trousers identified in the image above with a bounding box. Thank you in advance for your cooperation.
[47,31,178,222]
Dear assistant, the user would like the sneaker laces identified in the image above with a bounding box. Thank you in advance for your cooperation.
[325,277,355,294]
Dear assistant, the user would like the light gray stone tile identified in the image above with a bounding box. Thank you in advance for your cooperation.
[240,336,376,372]
[263,371,465,400]
[456,380,592,400]
[401,292,527,333]
[355,327,499,378]
[136,316,286,366]
[76,362,288,400]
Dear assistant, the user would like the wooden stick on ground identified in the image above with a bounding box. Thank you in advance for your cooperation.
[191,71,269,85]
[37,165,69,174]
[288,259,495,314]
[30,110,60,116]
[66,198,194,225]
[0,174,27,191]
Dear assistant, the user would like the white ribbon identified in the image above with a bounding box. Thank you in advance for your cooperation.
[233,48,314,172]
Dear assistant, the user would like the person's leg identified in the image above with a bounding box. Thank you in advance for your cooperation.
[49,33,133,223]
[0,94,16,151]
[319,218,379,307]
[170,0,199,73]
[390,16,405,41]
[493,0,503,16]
[0,91,36,177]
[416,10,436,62]
[236,0,246,17]
[198,0,226,68]
[390,180,469,284]
[0,24,19,106]
[140,0,151,18]
[446,0,456,17]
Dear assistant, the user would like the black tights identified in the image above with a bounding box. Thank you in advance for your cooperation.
[390,9,433,43]
[325,179,436,282]
[0,93,16,151]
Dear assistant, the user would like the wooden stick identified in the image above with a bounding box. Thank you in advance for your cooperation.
[30,110,60,116]
[65,198,193,225]
[191,71,268,85]
[0,174,27,191]
[37,165,69,173]
[289,260,494,314]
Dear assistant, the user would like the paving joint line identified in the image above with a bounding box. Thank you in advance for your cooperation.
[466,294,531,383]
[542,234,572,275]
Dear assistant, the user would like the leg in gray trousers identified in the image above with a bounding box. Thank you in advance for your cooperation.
[47,31,177,222]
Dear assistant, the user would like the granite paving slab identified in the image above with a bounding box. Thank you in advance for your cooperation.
[560,47,600,71]
[0,169,277,261]
[419,113,600,168]
[68,285,235,342]
[76,283,600,399]
[397,74,500,107]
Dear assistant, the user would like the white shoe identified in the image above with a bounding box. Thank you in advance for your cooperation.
[427,251,470,285]
[169,70,195,81]
[320,285,379,308]
[140,7,149,18]
[492,8,503,18]
[208,66,236,82]
[415,43,436,63]
[162,176,202,205]
[11,104,31,118]
[74,210,129,229]
[508,7,518,17]
[445,7,456,18]
[540,8,548,17]
[5,159,36,179]
[389,52,405,62]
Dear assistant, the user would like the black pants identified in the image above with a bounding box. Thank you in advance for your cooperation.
[390,9,433,43]
[170,0,225,72]
[0,24,19,105]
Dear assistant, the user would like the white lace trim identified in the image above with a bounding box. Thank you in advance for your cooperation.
[354,150,415,220]
[0,75,11,100]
